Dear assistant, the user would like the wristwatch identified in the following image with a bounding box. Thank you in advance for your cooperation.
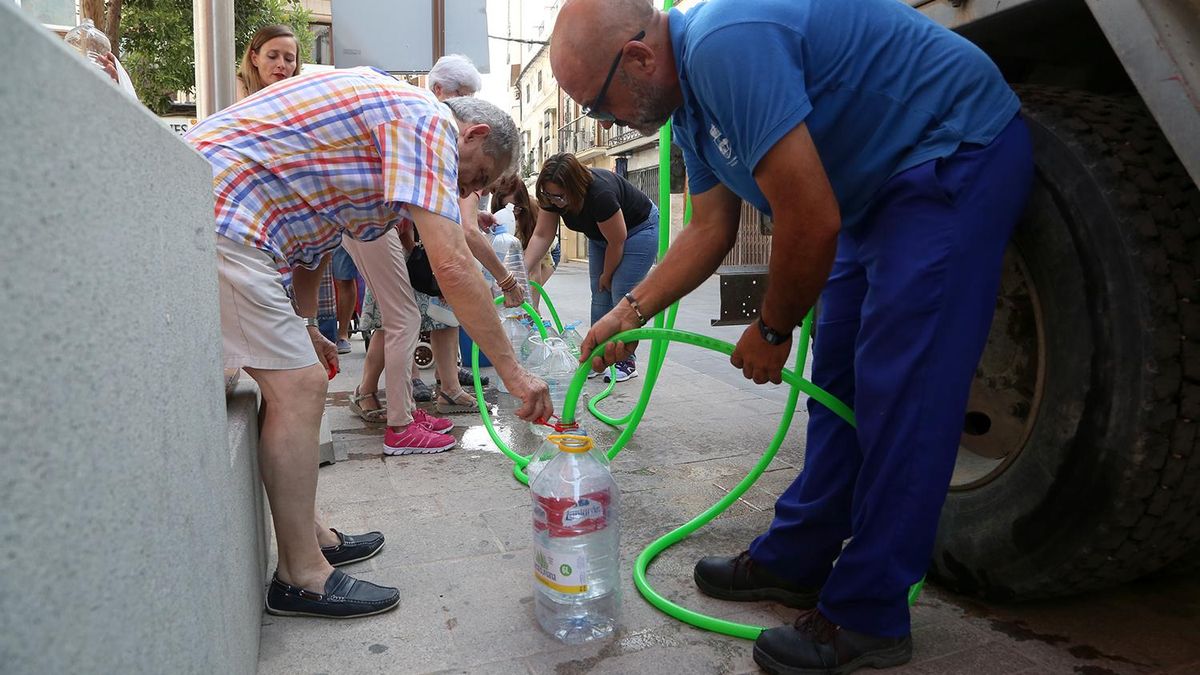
[757,317,791,345]
[302,316,320,328]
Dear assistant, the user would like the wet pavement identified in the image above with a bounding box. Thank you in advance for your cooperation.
[258,262,1200,674]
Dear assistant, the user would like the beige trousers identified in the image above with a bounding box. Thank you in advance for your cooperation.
[341,229,419,428]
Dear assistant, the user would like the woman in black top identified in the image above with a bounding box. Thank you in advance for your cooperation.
[525,153,659,382]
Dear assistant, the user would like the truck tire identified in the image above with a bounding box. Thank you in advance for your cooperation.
[929,87,1200,599]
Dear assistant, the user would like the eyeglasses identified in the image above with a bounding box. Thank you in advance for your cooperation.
[581,30,645,125]
[538,191,567,206]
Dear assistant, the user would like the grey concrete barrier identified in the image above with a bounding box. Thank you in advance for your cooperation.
[0,4,266,673]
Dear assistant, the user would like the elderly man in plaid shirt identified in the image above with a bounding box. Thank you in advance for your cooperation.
[187,67,551,619]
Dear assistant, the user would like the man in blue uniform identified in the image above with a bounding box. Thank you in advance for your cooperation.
[553,0,1033,672]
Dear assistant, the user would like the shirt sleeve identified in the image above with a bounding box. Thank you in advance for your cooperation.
[686,23,813,173]
[370,114,461,225]
[675,130,719,196]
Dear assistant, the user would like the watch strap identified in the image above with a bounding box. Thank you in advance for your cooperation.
[757,317,791,345]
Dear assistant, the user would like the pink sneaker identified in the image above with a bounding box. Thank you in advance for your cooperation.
[412,408,454,433]
[384,423,455,455]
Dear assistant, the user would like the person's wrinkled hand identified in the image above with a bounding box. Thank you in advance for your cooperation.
[579,302,641,372]
[505,367,553,422]
[307,325,340,376]
[730,320,791,385]
[477,211,497,230]
[502,282,526,308]
[101,52,119,84]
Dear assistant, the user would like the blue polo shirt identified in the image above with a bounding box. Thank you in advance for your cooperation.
[669,0,1020,225]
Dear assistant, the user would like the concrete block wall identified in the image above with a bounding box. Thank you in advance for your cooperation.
[0,5,264,673]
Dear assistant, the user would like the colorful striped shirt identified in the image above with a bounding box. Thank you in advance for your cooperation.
[186,67,461,271]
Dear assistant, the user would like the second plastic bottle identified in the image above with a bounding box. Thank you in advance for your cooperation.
[531,434,620,644]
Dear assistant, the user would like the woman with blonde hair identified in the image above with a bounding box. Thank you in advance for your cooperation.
[525,153,659,383]
[237,24,300,100]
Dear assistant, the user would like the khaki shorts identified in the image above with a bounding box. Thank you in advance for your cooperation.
[216,234,319,372]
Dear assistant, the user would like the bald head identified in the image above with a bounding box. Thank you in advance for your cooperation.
[551,0,658,101]
[550,0,681,136]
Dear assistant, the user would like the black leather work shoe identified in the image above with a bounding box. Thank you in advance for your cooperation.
[694,551,820,608]
[321,529,385,567]
[754,609,913,675]
[265,569,400,618]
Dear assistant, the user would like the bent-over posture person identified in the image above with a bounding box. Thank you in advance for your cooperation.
[553,0,1033,671]
[187,66,551,619]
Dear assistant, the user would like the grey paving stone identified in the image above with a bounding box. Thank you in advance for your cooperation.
[257,570,456,675]
[908,618,996,664]
[324,493,447,532]
[913,641,1038,674]
[480,504,535,553]
[525,622,756,675]
[369,513,503,571]
[425,660,533,675]
[316,456,403,506]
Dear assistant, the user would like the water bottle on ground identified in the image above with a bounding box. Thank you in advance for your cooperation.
[531,434,620,644]
[525,423,607,483]
[524,336,576,436]
[561,322,585,359]
[64,19,111,68]
[494,316,532,394]
[503,316,532,359]
[540,337,578,415]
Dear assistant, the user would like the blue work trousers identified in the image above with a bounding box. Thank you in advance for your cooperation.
[748,115,1033,637]
[588,205,660,334]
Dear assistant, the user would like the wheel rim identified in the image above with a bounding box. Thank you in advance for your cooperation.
[414,343,435,369]
[950,245,1046,490]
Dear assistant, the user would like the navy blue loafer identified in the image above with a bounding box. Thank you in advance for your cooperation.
[265,569,400,618]
[321,529,385,567]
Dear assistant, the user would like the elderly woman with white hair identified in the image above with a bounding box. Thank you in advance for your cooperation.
[428,53,483,99]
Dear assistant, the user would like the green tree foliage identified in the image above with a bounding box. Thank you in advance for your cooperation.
[121,0,313,115]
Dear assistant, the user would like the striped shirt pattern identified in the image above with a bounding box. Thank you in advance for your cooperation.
[186,67,461,271]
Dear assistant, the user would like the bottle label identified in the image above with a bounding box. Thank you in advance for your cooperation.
[533,542,587,594]
[533,490,610,537]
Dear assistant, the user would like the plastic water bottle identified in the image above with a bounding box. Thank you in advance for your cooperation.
[425,296,459,327]
[525,423,607,483]
[492,203,516,235]
[531,435,620,644]
[64,19,111,68]
[492,230,532,319]
[561,323,585,359]
[540,337,578,415]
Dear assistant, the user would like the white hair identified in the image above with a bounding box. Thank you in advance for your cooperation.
[443,97,520,172]
[428,54,483,96]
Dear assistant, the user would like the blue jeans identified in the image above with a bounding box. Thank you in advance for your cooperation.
[587,205,659,356]
[747,115,1033,637]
